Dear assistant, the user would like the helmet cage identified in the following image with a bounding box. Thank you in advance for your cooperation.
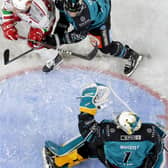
[116,112,142,135]
[64,0,83,12]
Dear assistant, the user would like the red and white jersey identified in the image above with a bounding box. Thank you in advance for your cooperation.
[1,0,56,32]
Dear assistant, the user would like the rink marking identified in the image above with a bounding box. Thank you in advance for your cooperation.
[0,64,168,166]
[0,64,167,119]
[1,64,168,122]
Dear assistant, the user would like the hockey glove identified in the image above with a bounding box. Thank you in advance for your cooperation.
[28,27,45,49]
[80,83,110,115]
[1,20,18,40]
[43,34,60,49]
[1,9,21,40]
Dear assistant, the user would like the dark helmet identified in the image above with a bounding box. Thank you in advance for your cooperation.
[64,0,83,12]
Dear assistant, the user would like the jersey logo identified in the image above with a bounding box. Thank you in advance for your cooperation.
[80,16,86,22]
[88,34,103,48]
[120,135,141,141]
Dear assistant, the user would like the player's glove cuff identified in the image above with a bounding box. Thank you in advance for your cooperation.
[79,83,111,115]
[80,96,97,115]
[43,34,60,49]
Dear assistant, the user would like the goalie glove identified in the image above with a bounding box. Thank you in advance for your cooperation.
[79,83,110,115]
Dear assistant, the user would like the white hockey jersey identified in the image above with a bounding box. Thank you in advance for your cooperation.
[1,0,56,32]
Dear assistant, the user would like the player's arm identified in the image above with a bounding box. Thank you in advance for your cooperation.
[27,0,56,48]
[1,1,19,40]
[61,29,88,44]
[54,10,70,38]
[31,0,56,33]
[141,125,165,168]
[53,11,86,44]
[78,112,97,138]
[55,8,90,44]
[44,0,88,47]
[78,83,110,143]
[53,0,70,44]
[43,25,88,49]
[141,146,161,167]
[78,84,98,138]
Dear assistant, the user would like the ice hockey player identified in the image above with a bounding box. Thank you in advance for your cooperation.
[43,0,143,76]
[43,83,166,168]
[0,0,63,72]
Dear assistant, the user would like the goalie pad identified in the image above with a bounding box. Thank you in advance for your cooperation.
[43,136,87,168]
[45,135,85,156]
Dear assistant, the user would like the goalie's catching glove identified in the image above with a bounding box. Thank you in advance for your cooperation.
[79,83,110,115]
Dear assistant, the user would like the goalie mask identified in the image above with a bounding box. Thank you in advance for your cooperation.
[116,111,142,135]
[64,0,83,12]
[11,0,32,11]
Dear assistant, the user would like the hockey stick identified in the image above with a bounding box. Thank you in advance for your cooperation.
[0,16,2,24]
[3,42,97,65]
[3,48,34,65]
[18,35,98,60]
[58,47,97,60]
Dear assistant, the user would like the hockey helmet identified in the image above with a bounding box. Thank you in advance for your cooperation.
[64,0,83,12]
[116,111,142,135]
[11,0,32,11]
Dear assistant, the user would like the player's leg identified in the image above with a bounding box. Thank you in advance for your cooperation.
[88,13,142,76]
[43,147,87,168]
[43,137,89,168]
[42,53,63,73]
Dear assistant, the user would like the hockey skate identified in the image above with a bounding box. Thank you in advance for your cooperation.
[124,47,143,77]
[42,147,58,168]
[42,54,63,73]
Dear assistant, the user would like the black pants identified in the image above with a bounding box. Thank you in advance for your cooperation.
[77,142,119,168]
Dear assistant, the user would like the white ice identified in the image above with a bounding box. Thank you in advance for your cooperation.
[0,0,168,97]
[0,0,168,168]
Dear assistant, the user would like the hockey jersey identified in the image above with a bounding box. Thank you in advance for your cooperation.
[54,0,111,44]
[1,0,55,32]
[78,114,165,168]
[55,0,110,31]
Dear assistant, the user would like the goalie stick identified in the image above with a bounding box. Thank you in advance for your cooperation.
[19,36,98,60]
[3,45,97,65]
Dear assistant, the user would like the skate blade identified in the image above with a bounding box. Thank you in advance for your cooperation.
[42,148,50,168]
[54,58,64,70]
[126,55,143,77]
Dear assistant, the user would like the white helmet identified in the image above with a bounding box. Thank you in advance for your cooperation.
[116,111,142,135]
[12,0,32,11]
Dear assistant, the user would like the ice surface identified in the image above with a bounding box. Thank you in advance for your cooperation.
[0,0,168,97]
[0,0,168,167]
[0,69,167,167]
